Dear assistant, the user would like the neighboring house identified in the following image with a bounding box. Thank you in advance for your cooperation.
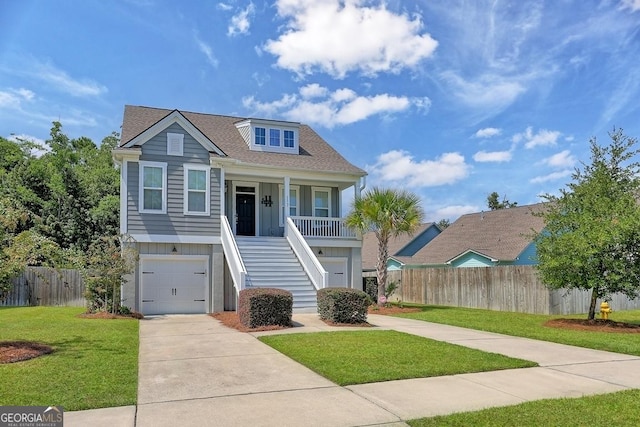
[112,105,367,315]
[361,223,441,272]
[403,203,546,267]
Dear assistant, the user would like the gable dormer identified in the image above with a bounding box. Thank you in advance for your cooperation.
[235,118,300,155]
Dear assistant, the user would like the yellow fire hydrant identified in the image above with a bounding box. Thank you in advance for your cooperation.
[600,301,612,320]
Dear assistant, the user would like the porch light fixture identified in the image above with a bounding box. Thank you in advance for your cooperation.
[318,249,323,255]
[261,195,273,207]
[172,245,178,253]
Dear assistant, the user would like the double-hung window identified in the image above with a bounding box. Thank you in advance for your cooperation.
[312,187,331,218]
[184,165,210,215]
[255,127,266,145]
[269,129,281,146]
[284,130,295,148]
[279,185,299,226]
[139,161,167,214]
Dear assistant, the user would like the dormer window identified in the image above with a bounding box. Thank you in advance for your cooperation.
[236,119,300,154]
[255,127,266,145]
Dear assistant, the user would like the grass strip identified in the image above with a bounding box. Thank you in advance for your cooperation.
[408,389,640,426]
[259,330,536,386]
[393,305,640,356]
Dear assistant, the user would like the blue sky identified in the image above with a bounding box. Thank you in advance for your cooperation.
[2,0,640,221]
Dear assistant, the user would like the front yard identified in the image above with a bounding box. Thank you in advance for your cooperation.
[390,305,640,356]
[0,307,138,411]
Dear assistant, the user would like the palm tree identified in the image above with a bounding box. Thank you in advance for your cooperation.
[345,187,424,305]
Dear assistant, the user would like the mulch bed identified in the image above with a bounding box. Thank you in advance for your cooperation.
[211,305,422,332]
[545,318,640,333]
[77,311,144,319]
[0,341,53,364]
[210,312,292,332]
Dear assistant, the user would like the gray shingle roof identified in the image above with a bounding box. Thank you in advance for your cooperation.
[399,203,547,265]
[119,105,366,176]
[361,223,435,271]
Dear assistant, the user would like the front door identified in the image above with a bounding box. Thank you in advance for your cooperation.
[236,193,255,236]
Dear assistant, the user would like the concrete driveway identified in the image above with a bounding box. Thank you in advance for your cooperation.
[65,313,640,427]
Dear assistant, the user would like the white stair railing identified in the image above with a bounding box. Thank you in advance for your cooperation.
[221,215,247,296]
[290,216,356,238]
[285,217,328,290]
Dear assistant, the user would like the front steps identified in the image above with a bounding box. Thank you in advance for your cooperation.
[235,236,317,309]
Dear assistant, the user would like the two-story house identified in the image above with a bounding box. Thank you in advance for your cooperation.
[112,106,367,315]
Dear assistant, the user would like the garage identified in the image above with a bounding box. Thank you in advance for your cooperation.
[318,257,348,287]
[140,256,209,315]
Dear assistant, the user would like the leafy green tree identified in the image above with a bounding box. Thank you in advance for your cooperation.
[436,218,450,229]
[535,129,640,320]
[346,187,424,305]
[81,235,137,313]
[487,192,518,210]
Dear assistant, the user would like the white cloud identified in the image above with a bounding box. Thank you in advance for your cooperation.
[368,150,470,188]
[0,88,34,109]
[300,83,328,99]
[243,84,429,127]
[194,35,219,68]
[265,0,438,78]
[620,0,640,12]
[217,3,233,11]
[31,61,106,97]
[543,150,576,168]
[8,134,49,157]
[473,150,512,162]
[530,170,572,183]
[228,2,255,36]
[512,126,561,149]
[474,127,502,138]
[440,71,526,110]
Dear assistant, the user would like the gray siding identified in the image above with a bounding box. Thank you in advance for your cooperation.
[127,123,221,236]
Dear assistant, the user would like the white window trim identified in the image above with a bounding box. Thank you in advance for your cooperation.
[312,186,331,218]
[183,164,210,216]
[139,161,167,214]
[251,125,298,154]
[167,132,184,156]
[278,184,300,226]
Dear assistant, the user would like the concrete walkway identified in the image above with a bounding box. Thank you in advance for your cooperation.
[65,313,640,426]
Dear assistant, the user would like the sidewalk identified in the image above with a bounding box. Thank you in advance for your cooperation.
[65,313,640,426]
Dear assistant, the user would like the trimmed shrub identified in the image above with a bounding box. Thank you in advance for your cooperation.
[317,287,369,324]
[238,287,293,328]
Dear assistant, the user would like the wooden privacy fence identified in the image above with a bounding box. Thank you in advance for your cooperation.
[2,267,86,307]
[365,265,640,315]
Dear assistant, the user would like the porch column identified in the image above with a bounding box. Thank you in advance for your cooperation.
[284,176,290,224]
[219,166,226,217]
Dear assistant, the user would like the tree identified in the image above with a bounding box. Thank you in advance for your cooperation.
[345,187,424,305]
[535,129,640,320]
[436,218,450,229]
[487,192,517,210]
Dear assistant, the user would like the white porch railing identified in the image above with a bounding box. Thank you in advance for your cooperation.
[285,217,328,290]
[290,216,357,238]
[221,215,247,296]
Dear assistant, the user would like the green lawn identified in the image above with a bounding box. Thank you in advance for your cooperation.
[392,305,640,356]
[408,389,640,426]
[259,330,536,386]
[0,307,138,411]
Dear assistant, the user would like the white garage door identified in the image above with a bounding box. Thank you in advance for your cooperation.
[140,256,209,315]
[318,257,348,287]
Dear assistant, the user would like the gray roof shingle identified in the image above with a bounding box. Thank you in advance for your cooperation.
[361,223,435,270]
[399,203,547,265]
[119,105,366,176]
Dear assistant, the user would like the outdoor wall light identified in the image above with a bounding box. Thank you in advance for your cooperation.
[261,195,273,207]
